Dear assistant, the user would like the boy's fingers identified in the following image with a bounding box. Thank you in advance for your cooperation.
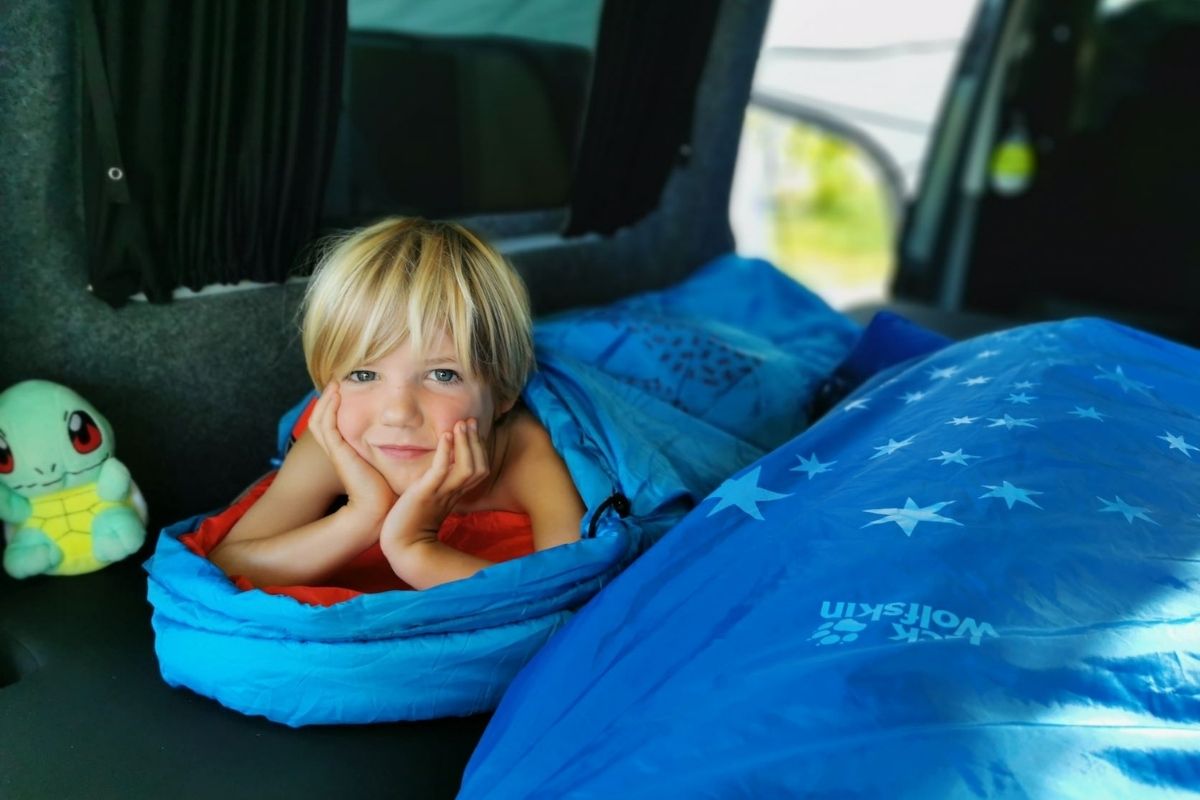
[308,392,327,437]
[456,420,488,491]
[310,384,339,448]
[423,431,453,490]
[315,386,374,483]
[467,419,488,482]
[450,421,474,485]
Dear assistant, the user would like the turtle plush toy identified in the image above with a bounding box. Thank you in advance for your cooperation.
[0,380,147,578]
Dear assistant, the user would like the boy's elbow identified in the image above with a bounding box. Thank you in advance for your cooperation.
[207,542,284,586]
[383,538,485,591]
[381,538,426,586]
[206,541,239,577]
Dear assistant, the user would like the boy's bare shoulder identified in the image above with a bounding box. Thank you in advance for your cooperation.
[501,408,584,546]
[224,430,343,543]
[499,409,571,489]
[504,408,555,456]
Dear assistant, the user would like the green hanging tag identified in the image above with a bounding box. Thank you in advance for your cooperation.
[990,117,1035,196]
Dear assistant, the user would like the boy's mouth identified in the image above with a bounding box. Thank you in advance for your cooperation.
[374,445,433,461]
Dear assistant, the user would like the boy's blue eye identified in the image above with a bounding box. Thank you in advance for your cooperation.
[347,370,377,383]
[430,369,460,383]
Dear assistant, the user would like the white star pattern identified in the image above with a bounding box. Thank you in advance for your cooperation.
[980,481,1044,509]
[862,498,963,537]
[1094,365,1153,395]
[1097,496,1158,526]
[1158,431,1199,458]
[930,449,980,466]
[870,436,916,459]
[791,453,836,480]
[706,467,792,521]
[928,366,962,380]
[686,323,1192,578]
[987,414,1037,430]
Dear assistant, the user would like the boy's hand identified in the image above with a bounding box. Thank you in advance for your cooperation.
[380,418,489,553]
[309,383,396,523]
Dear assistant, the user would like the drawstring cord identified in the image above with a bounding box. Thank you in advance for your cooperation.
[586,491,631,538]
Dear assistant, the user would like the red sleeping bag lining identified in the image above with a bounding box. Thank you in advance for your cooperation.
[181,396,534,606]
[181,477,534,606]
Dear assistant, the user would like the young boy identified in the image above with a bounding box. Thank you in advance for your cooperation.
[210,218,585,590]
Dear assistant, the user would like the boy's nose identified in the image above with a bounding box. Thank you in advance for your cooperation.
[379,388,422,426]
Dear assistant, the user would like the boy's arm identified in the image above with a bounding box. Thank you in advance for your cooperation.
[509,416,585,551]
[212,386,399,586]
[379,420,496,589]
[209,431,387,586]
[383,538,494,591]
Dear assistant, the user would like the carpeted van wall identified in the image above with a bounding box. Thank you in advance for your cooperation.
[0,0,768,527]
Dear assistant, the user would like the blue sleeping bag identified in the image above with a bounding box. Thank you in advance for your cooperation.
[461,317,1200,798]
[143,254,859,726]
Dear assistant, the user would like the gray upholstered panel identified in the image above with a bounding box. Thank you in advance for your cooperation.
[0,0,770,528]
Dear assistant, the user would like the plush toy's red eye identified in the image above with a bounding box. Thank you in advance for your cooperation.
[68,411,103,455]
[0,434,12,474]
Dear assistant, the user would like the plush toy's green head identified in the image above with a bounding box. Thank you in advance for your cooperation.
[0,380,116,499]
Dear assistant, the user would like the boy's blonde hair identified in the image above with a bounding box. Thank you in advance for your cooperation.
[301,217,534,404]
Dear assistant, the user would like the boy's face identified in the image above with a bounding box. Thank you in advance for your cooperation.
[334,329,511,494]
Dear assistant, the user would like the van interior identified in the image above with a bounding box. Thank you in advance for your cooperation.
[3,0,1198,797]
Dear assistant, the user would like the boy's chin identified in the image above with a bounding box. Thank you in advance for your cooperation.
[379,468,422,496]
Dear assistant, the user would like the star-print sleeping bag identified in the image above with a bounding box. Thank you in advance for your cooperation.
[461,317,1200,799]
[143,254,860,726]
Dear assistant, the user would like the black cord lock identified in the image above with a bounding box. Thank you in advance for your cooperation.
[586,491,631,538]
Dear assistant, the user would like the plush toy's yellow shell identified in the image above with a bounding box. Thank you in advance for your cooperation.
[26,483,120,575]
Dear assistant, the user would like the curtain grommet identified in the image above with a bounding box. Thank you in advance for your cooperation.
[107,166,124,181]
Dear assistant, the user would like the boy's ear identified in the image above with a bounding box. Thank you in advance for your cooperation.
[495,394,517,420]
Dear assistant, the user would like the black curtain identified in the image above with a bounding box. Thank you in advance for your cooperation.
[79,0,347,305]
[564,0,722,236]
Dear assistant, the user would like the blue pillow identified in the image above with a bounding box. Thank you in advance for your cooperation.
[808,310,952,419]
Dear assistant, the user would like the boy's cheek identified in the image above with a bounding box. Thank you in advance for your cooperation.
[333,413,368,455]
[334,400,366,436]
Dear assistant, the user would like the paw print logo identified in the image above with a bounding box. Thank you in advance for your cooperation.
[810,619,868,646]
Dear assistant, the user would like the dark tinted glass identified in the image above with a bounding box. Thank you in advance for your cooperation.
[322,0,602,225]
[965,0,1200,340]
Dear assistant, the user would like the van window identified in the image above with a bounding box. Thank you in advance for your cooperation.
[79,0,716,303]
[731,0,979,309]
[322,0,603,226]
